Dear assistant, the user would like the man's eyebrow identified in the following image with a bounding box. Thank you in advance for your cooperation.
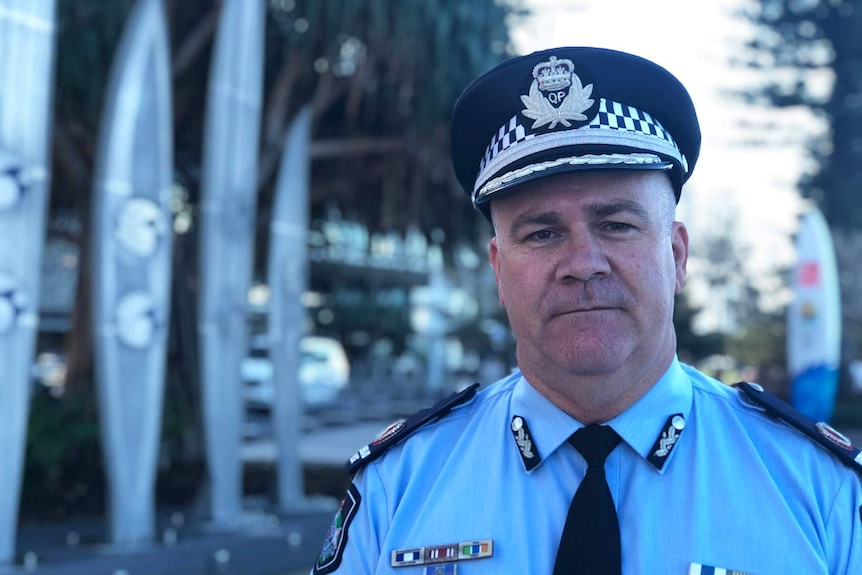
[504,199,652,238]
[589,200,651,220]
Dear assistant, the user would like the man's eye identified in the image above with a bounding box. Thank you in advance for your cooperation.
[527,229,555,241]
[604,222,633,232]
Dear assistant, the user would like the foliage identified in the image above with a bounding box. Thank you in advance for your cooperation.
[673,292,725,364]
[21,391,104,523]
[740,0,862,396]
[725,305,788,390]
[255,0,527,251]
[55,0,135,128]
[52,0,528,250]
[21,382,208,523]
[740,0,862,231]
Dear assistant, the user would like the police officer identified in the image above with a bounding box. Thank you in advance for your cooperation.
[311,47,862,575]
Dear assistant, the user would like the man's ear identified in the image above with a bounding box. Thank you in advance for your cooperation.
[671,221,689,293]
[489,237,506,308]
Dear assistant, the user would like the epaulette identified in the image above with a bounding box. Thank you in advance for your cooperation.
[346,383,480,475]
[736,381,862,474]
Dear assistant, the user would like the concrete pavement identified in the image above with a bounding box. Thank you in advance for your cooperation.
[243,420,393,467]
[246,416,862,469]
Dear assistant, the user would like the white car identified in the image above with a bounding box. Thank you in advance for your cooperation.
[242,336,350,410]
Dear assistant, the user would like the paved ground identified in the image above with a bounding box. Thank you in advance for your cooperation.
[7,421,395,575]
[243,420,392,466]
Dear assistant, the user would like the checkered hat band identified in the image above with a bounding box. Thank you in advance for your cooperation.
[476,98,682,192]
[480,115,535,174]
[595,100,675,145]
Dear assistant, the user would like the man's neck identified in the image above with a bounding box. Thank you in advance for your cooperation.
[519,346,676,424]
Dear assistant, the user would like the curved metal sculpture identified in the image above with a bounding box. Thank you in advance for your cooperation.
[90,0,173,544]
[198,0,266,526]
[268,107,312,511]
[0,0,57,564]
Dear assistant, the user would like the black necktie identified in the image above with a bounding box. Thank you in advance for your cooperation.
[553,424,622,575]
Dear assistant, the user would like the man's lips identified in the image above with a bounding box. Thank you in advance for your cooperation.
[551,306,620,317]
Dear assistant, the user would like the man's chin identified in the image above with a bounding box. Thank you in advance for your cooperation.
[545,315,632,348]
[523,343,632,379]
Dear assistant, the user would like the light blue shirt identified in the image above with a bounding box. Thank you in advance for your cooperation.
[314,358,862,574]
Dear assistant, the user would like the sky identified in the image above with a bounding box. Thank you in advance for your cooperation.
[510,0,821,331]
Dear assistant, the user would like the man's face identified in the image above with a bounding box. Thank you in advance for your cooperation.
[488,170,688,385]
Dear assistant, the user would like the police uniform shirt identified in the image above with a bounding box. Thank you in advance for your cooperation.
[314,358,862,574]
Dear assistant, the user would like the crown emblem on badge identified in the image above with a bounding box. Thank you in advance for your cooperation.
[521,55,595,130]
[533,56,574,92]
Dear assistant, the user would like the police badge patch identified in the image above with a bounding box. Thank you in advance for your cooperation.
[519,55,596,130]
[314,483,361,574]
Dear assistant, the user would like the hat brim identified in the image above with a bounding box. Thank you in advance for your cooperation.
[477,150,674,198]
[473,149,676,220]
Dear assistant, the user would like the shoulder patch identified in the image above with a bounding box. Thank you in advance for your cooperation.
[735,381,862,474]
[346,383,480,475]
[313,483,361,574]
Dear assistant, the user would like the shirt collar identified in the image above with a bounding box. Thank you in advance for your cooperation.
[608,357,692,473]
[508,357,692,474]
[509,373,581,473]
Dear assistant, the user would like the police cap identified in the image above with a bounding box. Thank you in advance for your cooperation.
[451,47,701,219]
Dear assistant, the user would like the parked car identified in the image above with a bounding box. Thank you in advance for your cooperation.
[241,335,350,412]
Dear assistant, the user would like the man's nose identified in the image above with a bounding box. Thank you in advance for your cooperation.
[555,232,611,283]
